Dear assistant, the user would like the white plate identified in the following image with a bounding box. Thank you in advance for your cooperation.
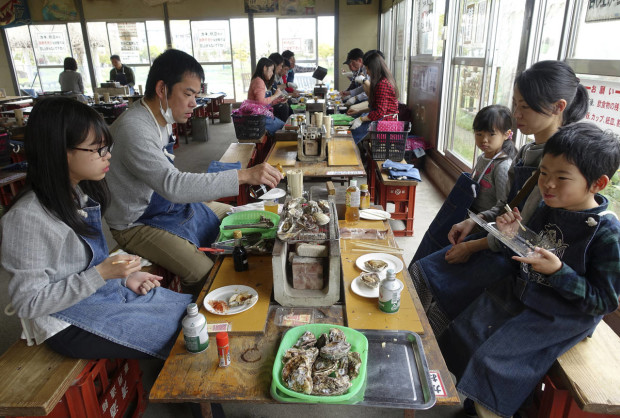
[350,276,380,298]
[355,253,404,277]
[203,285,258,316]
[359,209,391,220]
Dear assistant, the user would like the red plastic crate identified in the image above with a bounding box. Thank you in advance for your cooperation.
[535,375,616,418]
[17,358,146,418]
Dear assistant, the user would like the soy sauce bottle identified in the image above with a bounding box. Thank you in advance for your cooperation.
[249,163,285,199]
[233,230,249,271]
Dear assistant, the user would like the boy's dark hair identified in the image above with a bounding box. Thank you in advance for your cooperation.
[17,97,112,237]
[543,122,620,187]
[144,49,205,100]
[363,52,398,109]
[282,50,294,59]
[283,59,291,69]
[268,53,284,65]
[110,54,120,61]
[515,60,589,125]
[63,57,78,71]
[252,58,276,89]
[473,104,517,158]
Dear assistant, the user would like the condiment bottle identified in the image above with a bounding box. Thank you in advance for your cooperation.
[216,332,231,367]
[345,179,360,225]
[249,163,285,199]
[232,230,249,272]
[378,269,403,313]
[182,303,209,353]
[360,183,370,210]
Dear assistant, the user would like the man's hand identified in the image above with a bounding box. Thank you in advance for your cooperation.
[346,97,356,106]
[238,163,284,188]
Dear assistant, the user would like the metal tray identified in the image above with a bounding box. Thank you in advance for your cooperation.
[357,330,436,409]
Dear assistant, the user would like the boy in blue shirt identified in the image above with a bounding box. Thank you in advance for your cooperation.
[439,122,620,418]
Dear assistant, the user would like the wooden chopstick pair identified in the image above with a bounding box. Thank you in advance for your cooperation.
[504,204,526,231]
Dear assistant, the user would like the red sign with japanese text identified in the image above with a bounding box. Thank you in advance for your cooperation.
[582,79,620,136]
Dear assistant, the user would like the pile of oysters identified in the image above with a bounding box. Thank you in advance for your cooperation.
[277,197,331,241]
[281,328,361,396]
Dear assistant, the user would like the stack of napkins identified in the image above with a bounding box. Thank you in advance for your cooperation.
[382,159,422,182]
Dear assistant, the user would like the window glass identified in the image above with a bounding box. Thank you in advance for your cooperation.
[170,20,193,55]
[317,16,335,86]
[572,1,620,60]
[538,0,566,61]
[67,22,93,94]
[191,20,232,63]
[254,17,277,59]
[30,25,71,66]
[202,64,235,97]
[146,21,167,62]
[231,18,251,98]
[87,22,111,87]
[5,26,38,93]
[392,0,412,100]
[278,18,316,61]
[381,10,392,64]
[414,0,446,57]
[456,0,487,58]
[107,22,149,65]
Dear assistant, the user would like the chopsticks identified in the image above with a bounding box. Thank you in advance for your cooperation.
[504,204,526,231]
[348,241,404,255]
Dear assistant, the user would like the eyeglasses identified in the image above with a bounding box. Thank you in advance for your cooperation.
[73,145,112,158]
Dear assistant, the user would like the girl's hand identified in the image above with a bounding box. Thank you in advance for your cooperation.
[448,218,476,245]
[496,207,522,235]
[512,247,562,275]
[445,242,473,264]
[95,255,142,280]
[125,271,162,295]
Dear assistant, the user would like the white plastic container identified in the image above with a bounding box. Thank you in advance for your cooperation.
[182,303,209,353]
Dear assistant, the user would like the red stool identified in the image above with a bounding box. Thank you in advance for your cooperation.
[373,160,418,237]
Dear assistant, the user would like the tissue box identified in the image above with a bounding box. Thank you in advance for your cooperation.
[292,256,324,290]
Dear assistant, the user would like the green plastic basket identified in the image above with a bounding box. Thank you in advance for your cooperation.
[219,210,280,240]
[291,104,306,113]
[271,324,368,404]
[330,114,354,126]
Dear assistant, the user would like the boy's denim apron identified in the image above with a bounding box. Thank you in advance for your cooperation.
[439,202,612,417]
[412,153,504,263]
[414,161,539,320]
[52,198,191,359]
[136,100,221,248]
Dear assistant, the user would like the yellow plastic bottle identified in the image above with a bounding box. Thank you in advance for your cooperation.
[345,179,360,225]
[360,184,371,210]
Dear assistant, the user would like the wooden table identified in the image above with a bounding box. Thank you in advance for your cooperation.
[149,223,459,416]
[264,136,365,180]
[203,93,226,124]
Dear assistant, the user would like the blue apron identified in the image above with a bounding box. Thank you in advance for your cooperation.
[113,68,134,94]
[51,196,191,359]
[439,201,612,417]
[414,160,539,321]
[136,99,221,248]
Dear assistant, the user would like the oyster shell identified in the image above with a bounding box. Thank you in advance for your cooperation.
[282,347,319,364]
[228,291,256,307]
[320,341,351,360]
[312,357,338,377]
[359,272,380,289]
[347,351,361,380]
[294,331,317,349]
[315,333,328,350]
[282,356,313,394]
[313,212,330,226]
[336,356,349,377]
[317,200,330,213]
[328,328,346,343]
[311,374,351,396]
[364,259,388,272]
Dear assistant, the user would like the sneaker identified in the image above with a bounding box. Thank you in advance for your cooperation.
[463,398,478,417]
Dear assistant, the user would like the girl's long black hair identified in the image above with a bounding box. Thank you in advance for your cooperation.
[473,104,517,159]
[14,97,113,237]
[363,52,399,109]
[515,60,589,125]
[252,58,276,89]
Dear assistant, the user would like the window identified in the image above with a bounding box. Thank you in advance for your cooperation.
[5,23,93,94]
[379,1,412,101]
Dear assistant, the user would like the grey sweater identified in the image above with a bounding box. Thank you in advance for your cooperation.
[1,191,105,344]
[470,155,512,220]
[105,101,239,230]
[58,70,84,94]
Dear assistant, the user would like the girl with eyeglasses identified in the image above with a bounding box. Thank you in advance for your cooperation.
[1,97,191,359]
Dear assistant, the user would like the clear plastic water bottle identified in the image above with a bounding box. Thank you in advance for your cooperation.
[182,303,209,353]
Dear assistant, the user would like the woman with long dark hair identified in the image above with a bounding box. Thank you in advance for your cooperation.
[348,51,399,144]
[247,57,287,134]
[1,97,191,359]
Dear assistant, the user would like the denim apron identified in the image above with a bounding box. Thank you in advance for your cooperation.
[412,153,504,263]
[135,100,221,248]
[52,196,191,359]
[414,160,539,321]
[113,68,134,94]
[439,201,611,417]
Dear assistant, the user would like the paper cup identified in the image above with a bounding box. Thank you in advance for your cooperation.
[14,109,23,126]
[103,93,110,103]
[94,94,100,104]
[138,85,143,95]
[323,116,332,138]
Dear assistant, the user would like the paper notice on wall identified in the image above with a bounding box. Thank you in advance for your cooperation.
[118,23,140,63]
[585,1,620,22]
[582,78,620,136]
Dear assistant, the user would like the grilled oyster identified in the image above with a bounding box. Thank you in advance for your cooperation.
[359,272,380,289]
[293,331,317,349]
[364,259,388,272]
[347,351,361,379]
[228,291,256,308]
[282,356,313,394]
[312,357,338,377]
[313,212,330,226]
[320,341,351,360]
[311,374,351,396]
[318,200,330,213]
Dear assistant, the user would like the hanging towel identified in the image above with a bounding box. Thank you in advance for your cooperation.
[382,159,414,171]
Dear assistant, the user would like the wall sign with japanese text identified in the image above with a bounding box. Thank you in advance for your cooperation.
[585,0,620,23]
[583,78,620,136]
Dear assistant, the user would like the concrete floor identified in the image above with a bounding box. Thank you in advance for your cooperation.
[0,121,465,417]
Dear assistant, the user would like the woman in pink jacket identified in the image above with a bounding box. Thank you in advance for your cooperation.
[247,57,287,134]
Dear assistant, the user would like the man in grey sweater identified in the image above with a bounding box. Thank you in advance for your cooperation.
[105,49,282,293]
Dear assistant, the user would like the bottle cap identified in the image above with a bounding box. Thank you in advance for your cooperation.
[360,184,368,190]
[350,179,357,187]
[216,332,229,345]
[186,303,198,315]
[233,230,242,239]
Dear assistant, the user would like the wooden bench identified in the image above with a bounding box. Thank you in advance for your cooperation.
[216,142,256,207]
[238,133,270,164]
[535,309,620,417]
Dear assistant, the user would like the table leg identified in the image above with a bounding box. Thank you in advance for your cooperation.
[199,402,213,418]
